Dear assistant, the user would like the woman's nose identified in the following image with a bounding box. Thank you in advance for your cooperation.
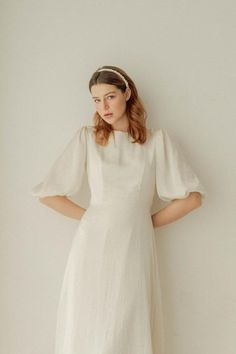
[103,100,109,109]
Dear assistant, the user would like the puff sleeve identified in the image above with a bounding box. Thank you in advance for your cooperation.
[155,129,207,202]
[31,126,87,198]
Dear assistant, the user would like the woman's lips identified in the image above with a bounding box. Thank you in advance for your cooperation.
[104,113,112,117]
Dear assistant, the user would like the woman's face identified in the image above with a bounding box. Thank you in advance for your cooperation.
[91,83,131,127]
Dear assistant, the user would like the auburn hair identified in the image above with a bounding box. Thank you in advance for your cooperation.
[88,65,148,146]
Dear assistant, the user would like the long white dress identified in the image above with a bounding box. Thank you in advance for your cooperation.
[31,125,206,354]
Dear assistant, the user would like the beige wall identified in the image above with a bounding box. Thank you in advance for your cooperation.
[1,0,235,353]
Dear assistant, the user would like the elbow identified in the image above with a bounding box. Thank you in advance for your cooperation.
[39,196,48,204]
[189,192,202,208]
[38,196,55,204]
[38,195,67,204]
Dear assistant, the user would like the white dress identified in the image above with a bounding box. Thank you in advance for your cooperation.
[31,125,206,354]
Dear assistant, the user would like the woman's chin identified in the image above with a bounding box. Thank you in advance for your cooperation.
[103,116,115,124]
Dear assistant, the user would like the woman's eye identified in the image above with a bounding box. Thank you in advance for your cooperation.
[94,96,115,103]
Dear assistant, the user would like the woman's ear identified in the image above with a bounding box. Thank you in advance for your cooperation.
[125,87,131,101]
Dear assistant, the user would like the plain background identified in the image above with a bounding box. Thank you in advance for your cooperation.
[1,0,236,353]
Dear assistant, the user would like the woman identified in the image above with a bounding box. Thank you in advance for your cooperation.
[31,65,206,354]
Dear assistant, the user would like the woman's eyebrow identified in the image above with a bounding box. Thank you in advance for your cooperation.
[92,91,116,99]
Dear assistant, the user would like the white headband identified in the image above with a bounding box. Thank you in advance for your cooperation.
[96,68,129,89]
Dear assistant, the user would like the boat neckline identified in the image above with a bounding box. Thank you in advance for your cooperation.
[112,128,153,135]
[112,130,128,133]
[89,126,153,135]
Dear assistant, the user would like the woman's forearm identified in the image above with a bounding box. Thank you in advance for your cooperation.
[39,195,86,220]
[151,192,202,228]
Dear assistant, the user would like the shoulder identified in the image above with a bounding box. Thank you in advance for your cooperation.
[150,127,169,143]
[76,125,95,135]
[74,125,95,138]
[150,128,179,153]
[68,125,92,146]
[151,127,168,136]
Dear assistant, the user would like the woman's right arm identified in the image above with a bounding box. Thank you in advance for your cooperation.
[39,196,86,220]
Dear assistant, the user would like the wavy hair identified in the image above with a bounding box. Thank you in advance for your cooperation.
[88,65,148,146]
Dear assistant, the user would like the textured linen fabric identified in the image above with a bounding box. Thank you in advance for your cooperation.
[31,125,207,354]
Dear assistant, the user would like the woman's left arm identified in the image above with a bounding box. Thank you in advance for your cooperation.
[151,192,202,228]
